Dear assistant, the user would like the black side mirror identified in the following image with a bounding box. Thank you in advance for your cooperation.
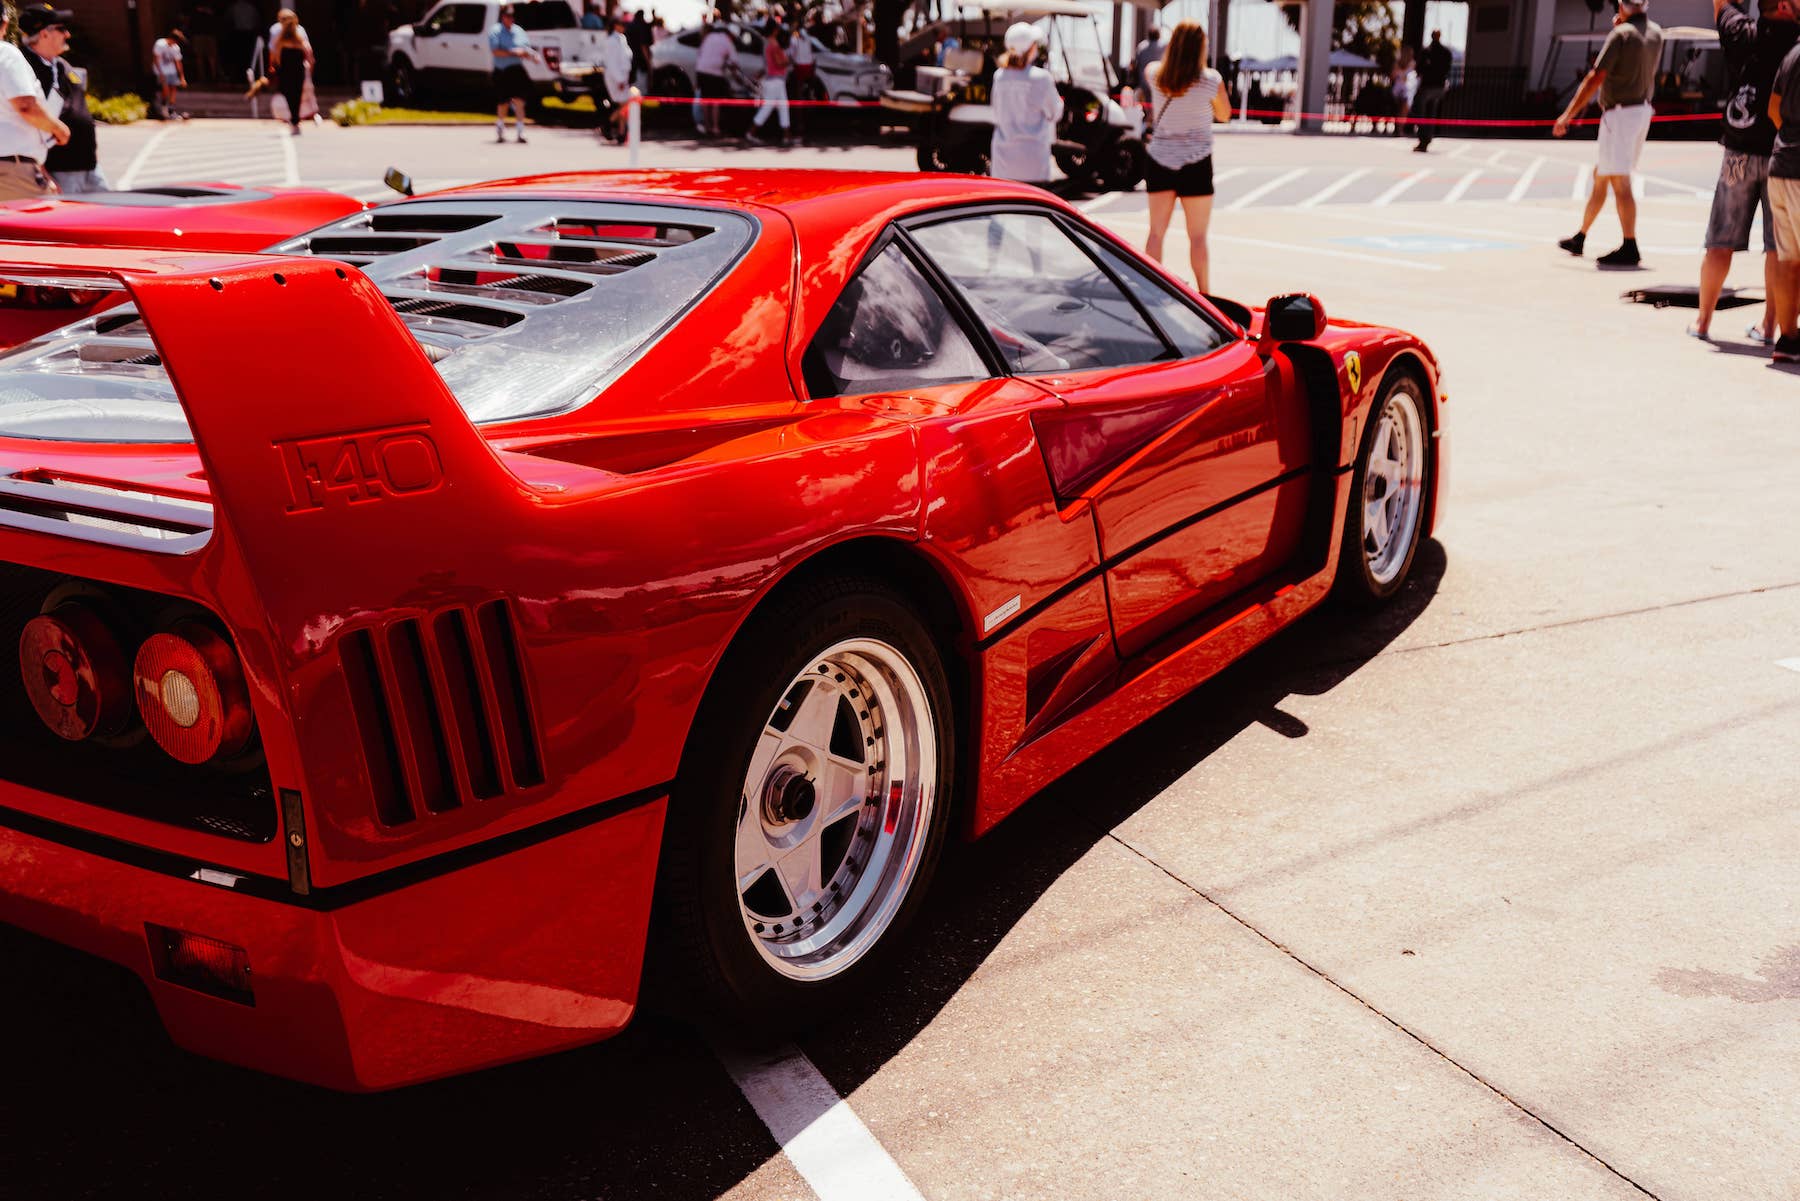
[384,167,414,197]
[1260,292,1327,350]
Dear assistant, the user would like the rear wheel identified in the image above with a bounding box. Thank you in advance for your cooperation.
[656,577,954,1030]
[1336,372,1429,603]
[917,139,951,172]
[651,66,694,98]
[1095,136,1145,192]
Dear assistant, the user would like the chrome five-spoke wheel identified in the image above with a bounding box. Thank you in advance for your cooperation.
[735,638,938,981]
[1337,372,1430,603]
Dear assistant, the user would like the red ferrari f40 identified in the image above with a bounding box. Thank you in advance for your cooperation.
[0,171,1444,1089]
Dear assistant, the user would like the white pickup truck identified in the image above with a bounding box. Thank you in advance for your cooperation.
[386,0,605,106]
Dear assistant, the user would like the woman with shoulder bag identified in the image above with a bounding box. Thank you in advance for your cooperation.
[1143,21,1231,291]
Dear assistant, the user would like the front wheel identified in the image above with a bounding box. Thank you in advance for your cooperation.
[1336,372,1430,604]
[387,57,418,106]
[656,578,955,1030]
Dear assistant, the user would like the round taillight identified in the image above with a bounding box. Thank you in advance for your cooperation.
[132,622,255,764]
[18,603,134,740]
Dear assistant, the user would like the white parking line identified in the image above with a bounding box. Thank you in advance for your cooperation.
[1297,166,1370,207]
[116,125,174,190]
[1777,658,1800,674]
[280,130,300,186]
[1572,164,1591,202]
[1444,142,1472,159]
[1227,167,1306,210]
[718,1042,926,1201]
[1442,167,1482,205]
[1212,233,1444,271]
[1372,169,1431,206]
[1507,156,1546,203]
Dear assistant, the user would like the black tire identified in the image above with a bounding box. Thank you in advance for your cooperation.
[917,139,951,172]
[651,66,693,98]
[1096,136,1145,192]
[387,56,418,106]
[1053,147,1087,180]
[1335,370,1431,605]
[653,576,956,1035]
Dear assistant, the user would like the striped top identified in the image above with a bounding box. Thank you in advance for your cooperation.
[1146,65,1222,169]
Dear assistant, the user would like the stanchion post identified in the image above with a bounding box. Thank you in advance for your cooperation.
[627,87,641,167]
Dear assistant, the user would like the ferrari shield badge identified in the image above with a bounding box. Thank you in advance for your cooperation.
[1344,351,1363,393]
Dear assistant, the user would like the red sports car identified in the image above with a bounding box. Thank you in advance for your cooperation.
[0,183,366,347]
[0,170,1444,1090]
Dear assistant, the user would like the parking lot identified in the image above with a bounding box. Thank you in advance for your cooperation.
[2,120,1795,1201]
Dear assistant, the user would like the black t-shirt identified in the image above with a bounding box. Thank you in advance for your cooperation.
[1419,41,1452,88]
[1719,5,1799,156]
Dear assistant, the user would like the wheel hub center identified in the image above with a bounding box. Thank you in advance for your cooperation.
[764,767,817,825]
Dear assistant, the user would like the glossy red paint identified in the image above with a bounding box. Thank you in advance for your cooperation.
[0,171,1444,1089]
[0,184,365,347]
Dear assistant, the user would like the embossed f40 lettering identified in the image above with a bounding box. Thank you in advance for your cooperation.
[275,424,444,513]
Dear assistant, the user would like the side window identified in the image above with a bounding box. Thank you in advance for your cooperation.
[736,29,764,54]
[1072,227,1231,360]
[677,31,702,47]
[448,4,488,34]
[418,5,452,34]
[909,212,1170,374]
[803,241,990,399]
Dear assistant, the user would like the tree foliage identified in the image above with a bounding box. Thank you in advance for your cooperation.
[1279,0,1403,69]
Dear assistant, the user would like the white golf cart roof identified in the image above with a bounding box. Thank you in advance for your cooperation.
[1550,25,1718,43]
[945,0,1101,19]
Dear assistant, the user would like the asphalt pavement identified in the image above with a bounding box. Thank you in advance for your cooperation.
[0,119,1793,1201]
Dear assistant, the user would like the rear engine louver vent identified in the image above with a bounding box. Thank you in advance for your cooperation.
[339,600,544,827]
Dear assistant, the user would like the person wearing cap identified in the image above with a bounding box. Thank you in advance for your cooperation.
[600,11,634,142]
[0,5,69,199]
[21,6,103,193]
[988,22,1061,187]
[490,3,538,144]
[151,27,187,120]
[1554,0,1663,267]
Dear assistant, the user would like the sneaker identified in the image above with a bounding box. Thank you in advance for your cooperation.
[1596,241,1641,268]
[1686,323,1711,341]
[744,127,764,144]
[516,134,528,143]
[1774,333,1800,363]
[1747,325,1775,346]
[495,132,507,143]
[1558,232,1585,257]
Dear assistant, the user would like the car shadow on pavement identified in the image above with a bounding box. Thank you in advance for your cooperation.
[0,542,1445,1200]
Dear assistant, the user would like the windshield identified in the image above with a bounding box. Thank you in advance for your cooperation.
[0,199,755,443]
[514,1,578,30]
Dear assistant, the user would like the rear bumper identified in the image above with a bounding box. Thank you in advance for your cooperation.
[0,793,666,1091]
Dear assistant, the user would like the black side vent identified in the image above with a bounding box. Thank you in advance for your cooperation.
[340,600,544,829]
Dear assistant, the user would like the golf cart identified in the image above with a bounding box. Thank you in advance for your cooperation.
[1536,25,1723,138]
[881,0,1146,191]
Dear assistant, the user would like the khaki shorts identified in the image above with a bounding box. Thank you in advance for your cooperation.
[0,160,53,200]
[1770,176,1800,263]
[1596,104,1652,178]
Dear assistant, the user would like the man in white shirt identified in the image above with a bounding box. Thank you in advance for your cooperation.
[0,6,69,199]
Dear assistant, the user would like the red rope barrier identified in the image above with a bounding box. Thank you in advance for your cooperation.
[1230,105,1721,127]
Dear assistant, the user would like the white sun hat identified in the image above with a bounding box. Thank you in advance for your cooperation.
[1003,21,1042,55]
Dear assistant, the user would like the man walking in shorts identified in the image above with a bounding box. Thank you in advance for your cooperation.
[1766,38,1800,360]
[1555,0,1663,267]
[490,4,536,144]
[1694,0,1796,340]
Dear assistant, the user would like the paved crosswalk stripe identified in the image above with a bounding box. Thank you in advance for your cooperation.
[1228,167,1306,210]
[116,126,175,190]
[1372,169,1430,206]
[1572,164,1590,202]
[718,1042,925,1201]
[1443,167,1482,205]
[1507,156,1546,203]
[1297,166,1370,208]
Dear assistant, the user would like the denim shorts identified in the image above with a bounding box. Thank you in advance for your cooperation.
[1704,150,1774,253]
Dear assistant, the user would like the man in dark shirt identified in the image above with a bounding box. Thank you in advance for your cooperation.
[1412,30,1452,151]
[1766,39,1800,359]
[1554,0,1663,266]
[1694,0,1797,340]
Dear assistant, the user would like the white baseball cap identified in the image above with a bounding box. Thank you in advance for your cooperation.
[1003,22,1042,55]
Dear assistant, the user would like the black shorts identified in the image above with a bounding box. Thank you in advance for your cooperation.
[697,72,730,100]
[492,63,532,104]
[1143,154,1214,198]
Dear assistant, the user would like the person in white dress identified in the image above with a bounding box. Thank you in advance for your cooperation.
[987,22,1061,186]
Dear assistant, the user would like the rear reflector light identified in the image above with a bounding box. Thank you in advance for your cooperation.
[148,924,253,1004]
[133,621,255,764]
[18,602,133,740]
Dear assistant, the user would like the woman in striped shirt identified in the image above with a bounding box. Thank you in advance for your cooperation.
[1143,22,1232,291]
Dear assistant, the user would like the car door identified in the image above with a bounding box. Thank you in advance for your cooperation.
[906,209,1312,659]
[436,2,492,91]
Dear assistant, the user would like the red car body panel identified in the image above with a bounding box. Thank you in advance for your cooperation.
[0,172,1444,1089]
